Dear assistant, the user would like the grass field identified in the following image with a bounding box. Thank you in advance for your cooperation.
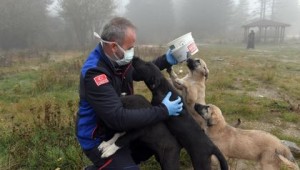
[0,44,299,169]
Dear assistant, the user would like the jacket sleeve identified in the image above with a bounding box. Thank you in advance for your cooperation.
[84,68,169,131]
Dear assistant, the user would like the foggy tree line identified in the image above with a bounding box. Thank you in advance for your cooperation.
[0,0,299,50]
[0,0,51,49]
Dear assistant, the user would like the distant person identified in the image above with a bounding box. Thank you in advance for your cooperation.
[76,17,183,170]
[247,30,255,49]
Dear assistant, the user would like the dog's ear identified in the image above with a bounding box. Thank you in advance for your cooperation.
[198,59,209,80]
[204,66,209,80]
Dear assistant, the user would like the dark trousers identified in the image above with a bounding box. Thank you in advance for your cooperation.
[84,141,154,170]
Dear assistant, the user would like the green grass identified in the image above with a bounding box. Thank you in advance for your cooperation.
[1,44,300,169]
[0,71,37,102]
[280,112,300,123]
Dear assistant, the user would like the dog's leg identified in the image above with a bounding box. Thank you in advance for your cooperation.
[101,129,149,158]
[183,85,198,106]
[100,143,120,158]
[197,155,212,170]
[166,66,178,79]
[119,94,181,170]
[167,67,186,90]
[138,123,181,170]
[155,137,181,170]
[98,132,125,157]
[99,132,125,150]
[260,152,280,170]
[260,163,279,170]
[276,151,300,170]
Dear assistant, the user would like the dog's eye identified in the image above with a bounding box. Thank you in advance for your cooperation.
[196,60,201,64]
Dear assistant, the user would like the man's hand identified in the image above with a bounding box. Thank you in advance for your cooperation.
[162,91,183,116]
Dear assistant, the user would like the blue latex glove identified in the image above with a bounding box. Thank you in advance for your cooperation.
[162,91,183,116]
[166,49,178,65]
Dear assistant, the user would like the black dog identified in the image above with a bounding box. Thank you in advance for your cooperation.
[132,57,228,170]
[100,94,181,170]
[101,57,228,170]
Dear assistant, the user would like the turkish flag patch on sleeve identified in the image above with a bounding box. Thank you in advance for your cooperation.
[93,74,109,86]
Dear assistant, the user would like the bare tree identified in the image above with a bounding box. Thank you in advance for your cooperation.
[58,0,116,49]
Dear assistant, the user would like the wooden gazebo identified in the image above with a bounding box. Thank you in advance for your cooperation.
[242,19,290,43]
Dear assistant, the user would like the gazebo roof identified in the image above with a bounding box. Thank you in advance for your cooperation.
[242,19,290,28]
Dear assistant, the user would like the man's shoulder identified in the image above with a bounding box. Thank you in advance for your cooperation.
[82,53,110,77]
[84,66,112,79]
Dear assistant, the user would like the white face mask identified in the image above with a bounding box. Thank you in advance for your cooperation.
[114,44,134,66]
[94,32,134,66]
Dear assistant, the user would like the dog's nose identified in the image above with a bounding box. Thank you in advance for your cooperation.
[194,103,207,111]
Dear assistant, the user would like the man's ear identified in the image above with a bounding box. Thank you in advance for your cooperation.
[111,43,119,52]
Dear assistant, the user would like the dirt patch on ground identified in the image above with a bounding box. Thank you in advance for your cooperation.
[247,87,282,100]
[241,119,300,138]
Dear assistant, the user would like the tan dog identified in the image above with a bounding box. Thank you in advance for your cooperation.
[194,103,299,170]
[167,57,208,105]
[167,57,209,128]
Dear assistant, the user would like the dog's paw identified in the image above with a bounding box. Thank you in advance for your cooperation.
[101,143,120,158]
[98,141,110,151]
[174,79,184,86]
[166,67,172,73]
[175,80,181,85]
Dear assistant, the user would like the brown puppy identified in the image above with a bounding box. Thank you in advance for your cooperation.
[167,57,208,105]
[167,58,208,128]
[194,103,299,170]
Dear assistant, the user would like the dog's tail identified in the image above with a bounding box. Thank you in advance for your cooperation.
[232,118,241,128]
[212,146,228,170]
[276,149,299,170]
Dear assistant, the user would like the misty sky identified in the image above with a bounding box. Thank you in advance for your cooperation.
[116,0,300,14]
[2,0,299,50]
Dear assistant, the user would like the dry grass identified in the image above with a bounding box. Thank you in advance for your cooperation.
[0,44,299,169]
